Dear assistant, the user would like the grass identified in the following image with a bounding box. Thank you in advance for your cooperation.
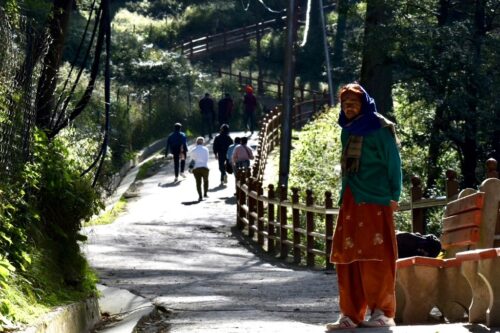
[136,155,166,181]
[0,247,99,329]
[85,197,127,227]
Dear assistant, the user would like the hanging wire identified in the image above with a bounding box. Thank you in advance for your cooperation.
[256,0,285,13]
[51,0,98,125]
[299,0,312,47]
[241,0,251,11]
[241,0,285,13]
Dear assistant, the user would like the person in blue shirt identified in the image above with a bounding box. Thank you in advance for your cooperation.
[166,122,188,182]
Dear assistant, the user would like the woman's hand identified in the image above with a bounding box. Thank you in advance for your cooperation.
[390,200,399,212]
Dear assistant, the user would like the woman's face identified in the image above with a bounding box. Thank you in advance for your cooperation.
[341,93,362,120]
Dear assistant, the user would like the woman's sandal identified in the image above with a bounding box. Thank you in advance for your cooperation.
[325,316,358,330]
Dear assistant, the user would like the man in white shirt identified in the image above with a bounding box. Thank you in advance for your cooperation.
[190,137,210,201]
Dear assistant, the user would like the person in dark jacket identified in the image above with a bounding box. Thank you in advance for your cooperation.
[213,124,233,185]
[165,122,188,182]
[199,93,215,139]
[217,93,234,128]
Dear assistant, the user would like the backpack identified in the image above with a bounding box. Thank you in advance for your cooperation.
[396,232,442,258]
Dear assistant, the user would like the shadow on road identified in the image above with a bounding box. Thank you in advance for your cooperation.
[181,200,202,206]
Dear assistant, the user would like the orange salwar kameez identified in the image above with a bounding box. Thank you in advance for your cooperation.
[330,187,398,324]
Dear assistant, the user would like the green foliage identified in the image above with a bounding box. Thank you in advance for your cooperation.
[86,197,127,227]
[288,107,342,204]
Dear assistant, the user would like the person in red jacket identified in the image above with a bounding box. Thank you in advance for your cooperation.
[242,85,257,135]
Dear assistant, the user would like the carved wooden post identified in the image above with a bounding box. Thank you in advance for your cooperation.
[325,191,334,270]
[279,184,288,259]
[306,189,315,267]
[267,184,276,253]
[486,158,498,179]
[237,170,246,230]
[446,169,459,201]
[248,177,256,239]
[257,182,264,246]
[411,175,425,234]
[292,187,301,264]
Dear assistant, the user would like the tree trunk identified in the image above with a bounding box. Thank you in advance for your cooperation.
[359,0,394,115]
[35,0,73,132]
[330,0,348,103]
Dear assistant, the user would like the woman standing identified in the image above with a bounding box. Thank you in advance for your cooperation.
[327,83,402,330]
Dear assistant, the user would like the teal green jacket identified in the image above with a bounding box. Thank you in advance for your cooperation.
[339,127,402,206]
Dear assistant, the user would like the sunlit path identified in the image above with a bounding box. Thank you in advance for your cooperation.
[83,131,339,332]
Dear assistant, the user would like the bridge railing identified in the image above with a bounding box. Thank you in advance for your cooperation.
[176,19,280,59]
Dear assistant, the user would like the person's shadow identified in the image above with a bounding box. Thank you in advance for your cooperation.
[208,184,226,192]
[182,200,201,206]
[158,180,182,188]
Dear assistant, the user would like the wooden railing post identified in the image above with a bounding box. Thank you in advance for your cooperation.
[237,170,246,230]
[218,68,222,78]
[300,85,305,102]
[446,169,459,201]
[411,175,425,234]
[325,191,334,270]
[486,158,498,179]
[248,177,256,239]
[205,34,210,53]
[292,187,301,264]
[189,41,194,58]
[306,189,315,267]
[257,181,264,246]
[277,80,282,100]
[238,71,243,86]
[279,184,288,259]
[313,93,317,113]
[267,184,276,253]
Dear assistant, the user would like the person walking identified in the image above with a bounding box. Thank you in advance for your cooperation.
[242,85,257,135]
[189,137,210,201]
[326,83,402,330]
[165,122,188,182]
[232,136,254,169]
[226,136,241,171]
[217,93,233,128]
[199,93,215,139]
[213,124,233,186]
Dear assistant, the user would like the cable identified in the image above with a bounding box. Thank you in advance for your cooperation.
[241,0,251,11]
[299,0,312,47]
[256,0,285,13]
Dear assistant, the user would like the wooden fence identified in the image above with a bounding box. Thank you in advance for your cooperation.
[236,100,499,269]
[176,19,279,59]
[217,69,324,100]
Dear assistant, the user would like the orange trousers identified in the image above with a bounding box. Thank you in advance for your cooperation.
[336,256,396,324]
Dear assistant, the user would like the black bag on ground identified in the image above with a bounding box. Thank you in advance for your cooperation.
[225,160,233,174]
[396,231,442,258]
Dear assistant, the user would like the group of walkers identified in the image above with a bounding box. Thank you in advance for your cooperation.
[166,82,402,330]
[165,122,254,202]
[198,85,258,139]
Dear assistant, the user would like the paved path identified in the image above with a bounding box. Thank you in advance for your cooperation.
[84,133,340,332]
[84,132,496,333]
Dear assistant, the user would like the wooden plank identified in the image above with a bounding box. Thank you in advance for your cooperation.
[445,192,484,217]
[442,209,482,232]
[441,227,480,249]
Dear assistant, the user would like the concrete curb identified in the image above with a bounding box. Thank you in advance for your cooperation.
[94,285,154,333]
[17,297,100,333]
